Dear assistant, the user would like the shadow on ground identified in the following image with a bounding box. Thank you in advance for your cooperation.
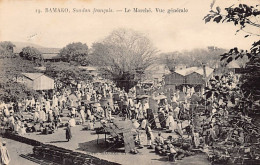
[76,138,126,153]
[20,154,61,165]
[49,140,69,143]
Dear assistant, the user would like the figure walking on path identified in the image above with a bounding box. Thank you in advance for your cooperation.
[65,124,72,142]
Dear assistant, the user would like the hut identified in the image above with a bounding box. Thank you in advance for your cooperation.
[164,67,214,92]
[164,67,198,92]
[20,73,54,90]
[185,67,214,91]
[78,66,99,76]
[42,53,61,62]
[226,61,243,74]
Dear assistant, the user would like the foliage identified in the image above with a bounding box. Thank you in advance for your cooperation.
[240,56,260,101]
[204,1,260,103]
[204,73,260,163]
[204,2,260,34]
[0,41,16,58]
[203,1,260,163]
[20,46,42,65]
[0,56,37,82]
[44,62,93,90]
[160,48,227,71]
[59,42,89,65]
[90,28,157,92]
[0,56,38,102]
[0,79,38,102]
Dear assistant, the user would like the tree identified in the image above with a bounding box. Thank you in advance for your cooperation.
[0,56,37,83]
[59,42,89,65]
[204,1,260,103]
[203,1,260,163]
[90,28,157,92]
[0,41,16,58]
[20,46,42,64]
[204,73,259,164]
[44,62,93,91]
[0,79,38,103]
[0,56,39,102]
[160,48,226,72]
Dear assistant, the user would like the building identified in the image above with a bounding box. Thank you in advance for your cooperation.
[19,73,54,90]
[226,61,243,74]
[186,67,214,84]
[164,66,214,92]
[78,66,99,77]
[41,53,61,62]
[13,46,61,62]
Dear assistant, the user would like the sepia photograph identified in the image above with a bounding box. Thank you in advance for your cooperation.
[0,0,259,164]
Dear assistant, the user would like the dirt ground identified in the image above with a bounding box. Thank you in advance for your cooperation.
[19,120,210,165]
[1,137,37,165]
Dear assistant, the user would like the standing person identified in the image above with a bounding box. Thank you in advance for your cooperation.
[48,108,53,123]
[39,109,46,123]
[0,141,11,165]
[71,107,76,118]
[79,106,85,125]
[65,124,72,142]
[145,124,154,148]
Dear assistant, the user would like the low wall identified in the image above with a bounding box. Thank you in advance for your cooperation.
[2,131,120,165]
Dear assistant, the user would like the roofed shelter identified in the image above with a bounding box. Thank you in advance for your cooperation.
[20,73,54,90]
[164,66,214,93]
[226,61,243,74]
[186,67,214,84]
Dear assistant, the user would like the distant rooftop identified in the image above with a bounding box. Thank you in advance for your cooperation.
[41,53,61,59]
[22,73,44,80]
[174,67,214,77]
[175,67,198,76]
[226,61,241,69]
[14,47,60,54]
[78,66,98,71]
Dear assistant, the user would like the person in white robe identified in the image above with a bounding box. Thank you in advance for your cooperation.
[52,95,58,108]
[193,131,200,148]
[3,107,10,118]
[168,113,178,131]
[39,109,46,122]
[172,94,177,103]
[33,111,39,122]
[31,97,35,107]
[80,107,85,124]
[146,124,154,146]
[0,141,11,165]
[141,119,147,130]
[173,106,180,119]
[18,125,26,135]
[71,107,76,117]
[69,117,76,127]
[45,101,51,114]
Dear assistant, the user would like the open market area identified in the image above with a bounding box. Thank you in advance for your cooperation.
[0,0,260,165]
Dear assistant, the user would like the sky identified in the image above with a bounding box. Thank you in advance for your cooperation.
[0,0,259,52]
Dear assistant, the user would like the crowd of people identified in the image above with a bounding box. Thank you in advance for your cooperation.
[0,75,220,163]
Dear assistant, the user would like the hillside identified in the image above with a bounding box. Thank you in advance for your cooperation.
[12,41,61,54]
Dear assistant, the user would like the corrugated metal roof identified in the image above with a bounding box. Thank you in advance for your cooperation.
[22,73,44,80]
[175,67,198,76]
[173,67,214,77]
[227,61,240,69]
[193,67,214,77]
[41,53,60,59]
[34,67,46,71]
[78,66,97,71]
